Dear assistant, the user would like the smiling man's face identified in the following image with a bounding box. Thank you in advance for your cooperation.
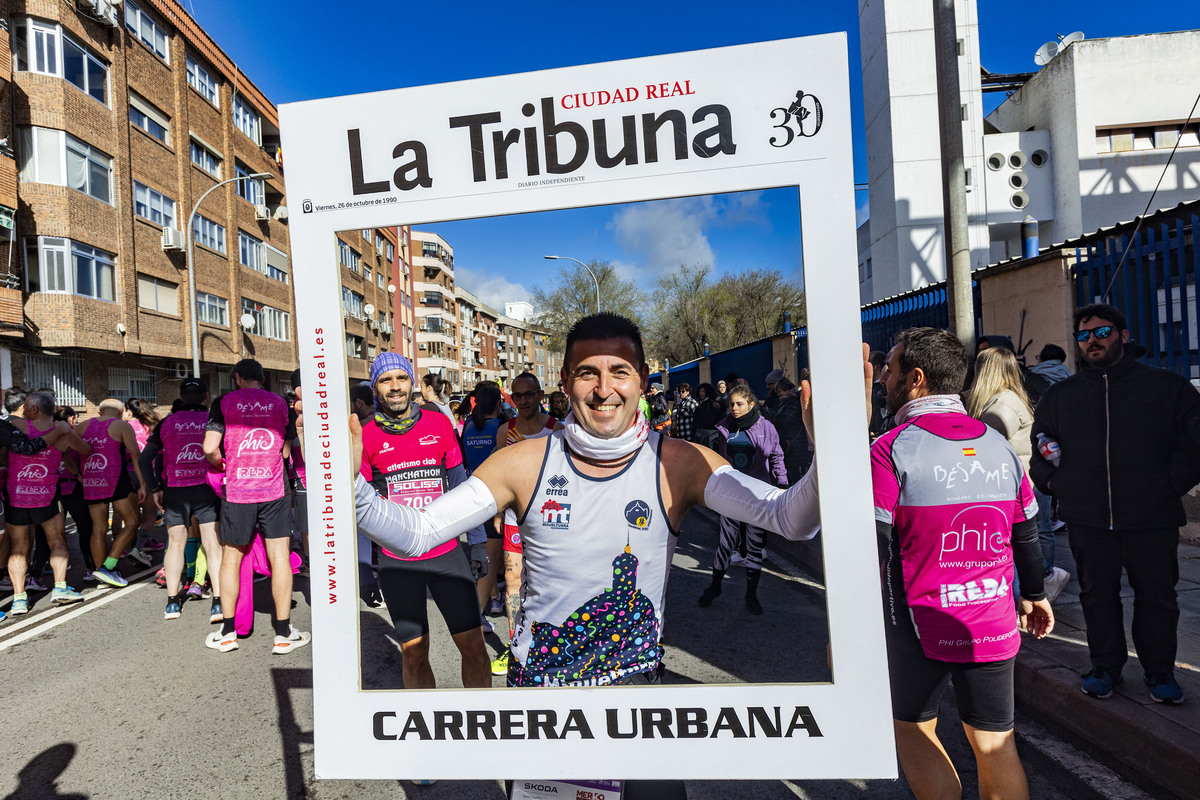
[561,337,647,439]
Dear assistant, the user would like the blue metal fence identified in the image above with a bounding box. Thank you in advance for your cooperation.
[1073,214,1200,379]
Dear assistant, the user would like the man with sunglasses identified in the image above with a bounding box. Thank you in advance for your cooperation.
[1030,303,1200,704]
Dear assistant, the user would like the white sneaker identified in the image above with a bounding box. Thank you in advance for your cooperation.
[481,617,494,634]
[1043,567,1071,605]
[272,625,311,654]
[205,629,239,652]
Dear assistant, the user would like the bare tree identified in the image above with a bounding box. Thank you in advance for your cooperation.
[530,260,646,350]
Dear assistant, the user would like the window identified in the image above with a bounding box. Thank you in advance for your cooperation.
[233,96,260,144]
[264,243,289,284]
[375,234,385,255]
[192,215,226,253]
[197,292,228,326]
[239,230,265,273]
[377,271,385,289]
[1097,123,1200,154]
[136,273,178,313]
[186,55,218,106]
[14,18,108,104]
[129,93,169,143]
[339,241,360,273]
[235,163,263,205]
[422,241,439,258]
[189,138,221,177]
[386,242,395,262]
[364,265,372,284]
[341,287,364,317]
[124,0,169,61]
[241,298,290,341]
[24,354,85,406]
[24,237,115,301]
[362,229,372,242]
[133,182,176,228]
[19,128,112,203]
[108,367,157,402]
[345,333,364,359]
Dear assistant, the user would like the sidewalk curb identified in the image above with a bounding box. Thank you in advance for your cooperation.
[1014,651,1199,800]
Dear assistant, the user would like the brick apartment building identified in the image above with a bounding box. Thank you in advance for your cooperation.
[0,0,406,411]
[454,285,501,388]
[498,301,559,390]
[410,230,459,389]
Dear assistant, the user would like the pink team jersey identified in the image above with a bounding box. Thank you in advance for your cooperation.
[7,421,62,508]
[80,417,125,502]
[212,388,289,504]
[872,411,1038,663]
[159,410,210,488]
[360,411,461,561]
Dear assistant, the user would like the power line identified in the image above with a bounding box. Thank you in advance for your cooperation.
[1102,89,1200,302]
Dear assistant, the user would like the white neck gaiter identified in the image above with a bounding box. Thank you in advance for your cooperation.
[561,410,649,461]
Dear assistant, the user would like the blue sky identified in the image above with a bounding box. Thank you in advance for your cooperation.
[187,0,1199,308]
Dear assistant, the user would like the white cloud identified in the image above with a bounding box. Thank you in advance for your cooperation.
[856,194,870,227]
[608,193,768,280]
[455,267,530,313]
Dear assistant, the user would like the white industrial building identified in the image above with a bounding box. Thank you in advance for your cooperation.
[858,0,1200,303]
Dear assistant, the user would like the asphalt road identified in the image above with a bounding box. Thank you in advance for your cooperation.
[0,513,1169,799]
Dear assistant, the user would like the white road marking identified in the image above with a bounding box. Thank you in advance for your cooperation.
[0,565,158,652]
[1016,712,1155,800]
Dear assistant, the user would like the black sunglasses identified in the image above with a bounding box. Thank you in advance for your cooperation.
[1073,326,1115,343]
[511,391,540,400]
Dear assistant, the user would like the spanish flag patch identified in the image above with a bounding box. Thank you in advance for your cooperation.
[962,447,977,457]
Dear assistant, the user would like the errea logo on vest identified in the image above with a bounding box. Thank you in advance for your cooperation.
[236,429,276,458]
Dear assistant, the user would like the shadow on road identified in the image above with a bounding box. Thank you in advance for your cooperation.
[272,667,314,800]
[4,743,87,800]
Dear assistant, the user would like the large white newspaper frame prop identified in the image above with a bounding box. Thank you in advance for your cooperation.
[280,34,893,781]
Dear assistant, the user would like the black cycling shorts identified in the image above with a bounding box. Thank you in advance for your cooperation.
[292,482,308,534]
[88,469,135,506]
[7,496,62,527]
[163,484,221,527]
[219,495,292,546]
[887,627,1015,732]
[377,545,480,643]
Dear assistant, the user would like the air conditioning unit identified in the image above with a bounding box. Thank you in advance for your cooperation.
[162,227,186,251]
[418,342,427,351]
[172,361,190,379]
[369,319,378,330]
[100,0,121,26]
[254,204,270,221]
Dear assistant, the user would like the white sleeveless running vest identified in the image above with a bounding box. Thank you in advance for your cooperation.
[510,429,675,687]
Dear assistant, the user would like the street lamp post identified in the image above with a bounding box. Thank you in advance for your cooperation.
[186,171,273,378]
[543,255,600,313]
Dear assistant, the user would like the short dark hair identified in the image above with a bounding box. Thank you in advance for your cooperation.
[1037,343,1067,362]
[513,371,541,391]
[564,313,644,369]
[1073,303,1127,332]
[869,351,886,370]
[894,327,968,395]
[4,387,29,414]
[349,384,374,408]
[675,382,691,393]
[775,376,796,393]
[233,358,264,384]
[422,373,447,396]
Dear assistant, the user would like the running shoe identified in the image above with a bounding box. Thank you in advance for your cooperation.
[0,575,11,590]
[209,601,223,624]
[481,617,494,634]
[200,582,213,599]
[729,552,747,568]
[92,567,129,588]
[83,571,97,583]
[25,577,49,593]
[143,537,165,552]
[1145,672,1184,704]
[127,547,152,568]
[50,586,84,605]
[486,596,504,617]
[1081,667,1124,699]
[10,595,29,615]
[698,584,722,607]
[164,598,182,620]
[154,568,166,588]
[1043,567,1070,605]
[186,582,204,601]
[205,630,239,652]
[491,649,510,676]
[0,609,5,623]
[272,625,311,654]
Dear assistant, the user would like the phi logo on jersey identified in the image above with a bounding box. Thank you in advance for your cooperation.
[17,464,49,480]
[236,428,276,458]
[83,454,108,472]
[545,474,569,496]
[178,442,205,463]
[419,434,440,446]
[540,499,571,530]
[624,499,652,530]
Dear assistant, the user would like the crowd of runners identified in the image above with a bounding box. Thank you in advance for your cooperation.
[2,303,1192,799]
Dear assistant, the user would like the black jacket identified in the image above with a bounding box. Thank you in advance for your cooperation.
[1029,347,1200,529]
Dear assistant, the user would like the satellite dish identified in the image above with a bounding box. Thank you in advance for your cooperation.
[1034,41,1060,66]
[1060,31,1085,48]
[363,303,375,316]
[240,313,256,331]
